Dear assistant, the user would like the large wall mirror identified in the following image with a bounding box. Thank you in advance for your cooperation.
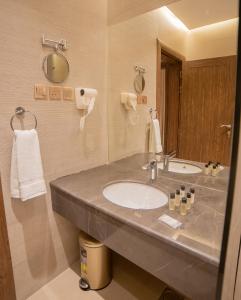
[107,0,239,299]
[108,1,238,165]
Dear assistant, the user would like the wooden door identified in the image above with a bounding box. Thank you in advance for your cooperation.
[179,56,237,165]
[0,178,16,300]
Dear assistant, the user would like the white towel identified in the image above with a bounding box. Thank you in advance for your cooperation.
[10,129,47,201]
[149,119,163,153]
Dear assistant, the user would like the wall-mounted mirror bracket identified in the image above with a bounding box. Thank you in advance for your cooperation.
[42,34,70,83]
[42,34,68,51]
[134,65,146,75]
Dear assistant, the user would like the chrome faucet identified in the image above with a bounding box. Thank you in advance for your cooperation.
[142,150,176,178]
[147,159,158,181]
[162,150,176,171]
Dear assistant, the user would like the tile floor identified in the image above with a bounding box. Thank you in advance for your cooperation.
[27,254,185,300]
[27,265,106,300]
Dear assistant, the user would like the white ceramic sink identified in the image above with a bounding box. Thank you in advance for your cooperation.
[158,161,202,174]
[103,182,168,210]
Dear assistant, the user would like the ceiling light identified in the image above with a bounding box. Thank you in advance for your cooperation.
[160,6,189,32]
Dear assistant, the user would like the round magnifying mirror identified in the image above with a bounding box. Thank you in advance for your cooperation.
[134,74,145,94]
[43,52,69,83]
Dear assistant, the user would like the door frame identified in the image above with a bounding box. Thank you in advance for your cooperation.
[0,177,16,300]
[156,39,185,154]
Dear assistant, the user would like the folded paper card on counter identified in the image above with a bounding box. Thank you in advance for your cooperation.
[158,214,182,229]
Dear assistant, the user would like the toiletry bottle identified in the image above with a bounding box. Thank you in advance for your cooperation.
[212,165,217,177]
[180,185,185,198]
[208,161,213,172]
[180,197,187,216]
[186,193,192,210]
[169,193,176,211]
[190,188,195,204]
[175,189,181,207]
[204,164,210,175]
[216,162,221,173]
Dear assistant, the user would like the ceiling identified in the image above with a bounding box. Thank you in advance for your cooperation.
[167,0,239,30]
[108,0,177,25]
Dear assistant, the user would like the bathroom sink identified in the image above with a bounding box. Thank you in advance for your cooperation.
[158,161,202,174]
[103,182,168,210]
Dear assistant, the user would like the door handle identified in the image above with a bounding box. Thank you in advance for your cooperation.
[220,124,232,129]
[220,124,232,138]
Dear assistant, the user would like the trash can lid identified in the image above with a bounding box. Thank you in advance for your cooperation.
[79,231,103,248]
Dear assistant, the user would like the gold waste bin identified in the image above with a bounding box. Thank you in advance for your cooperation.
[78,231,111,290]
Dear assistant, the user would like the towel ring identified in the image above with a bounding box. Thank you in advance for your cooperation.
[149,108,159,120]
[10,107,37,131]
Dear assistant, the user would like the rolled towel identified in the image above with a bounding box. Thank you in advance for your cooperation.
[10,129,47,201]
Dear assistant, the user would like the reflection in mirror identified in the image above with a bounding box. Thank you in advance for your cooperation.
[134,74,145,94]
[159,46,236,165]
[108,1,238,299]
[43,52,69,83]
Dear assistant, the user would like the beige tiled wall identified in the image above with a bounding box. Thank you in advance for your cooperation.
[0,0,108,299]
